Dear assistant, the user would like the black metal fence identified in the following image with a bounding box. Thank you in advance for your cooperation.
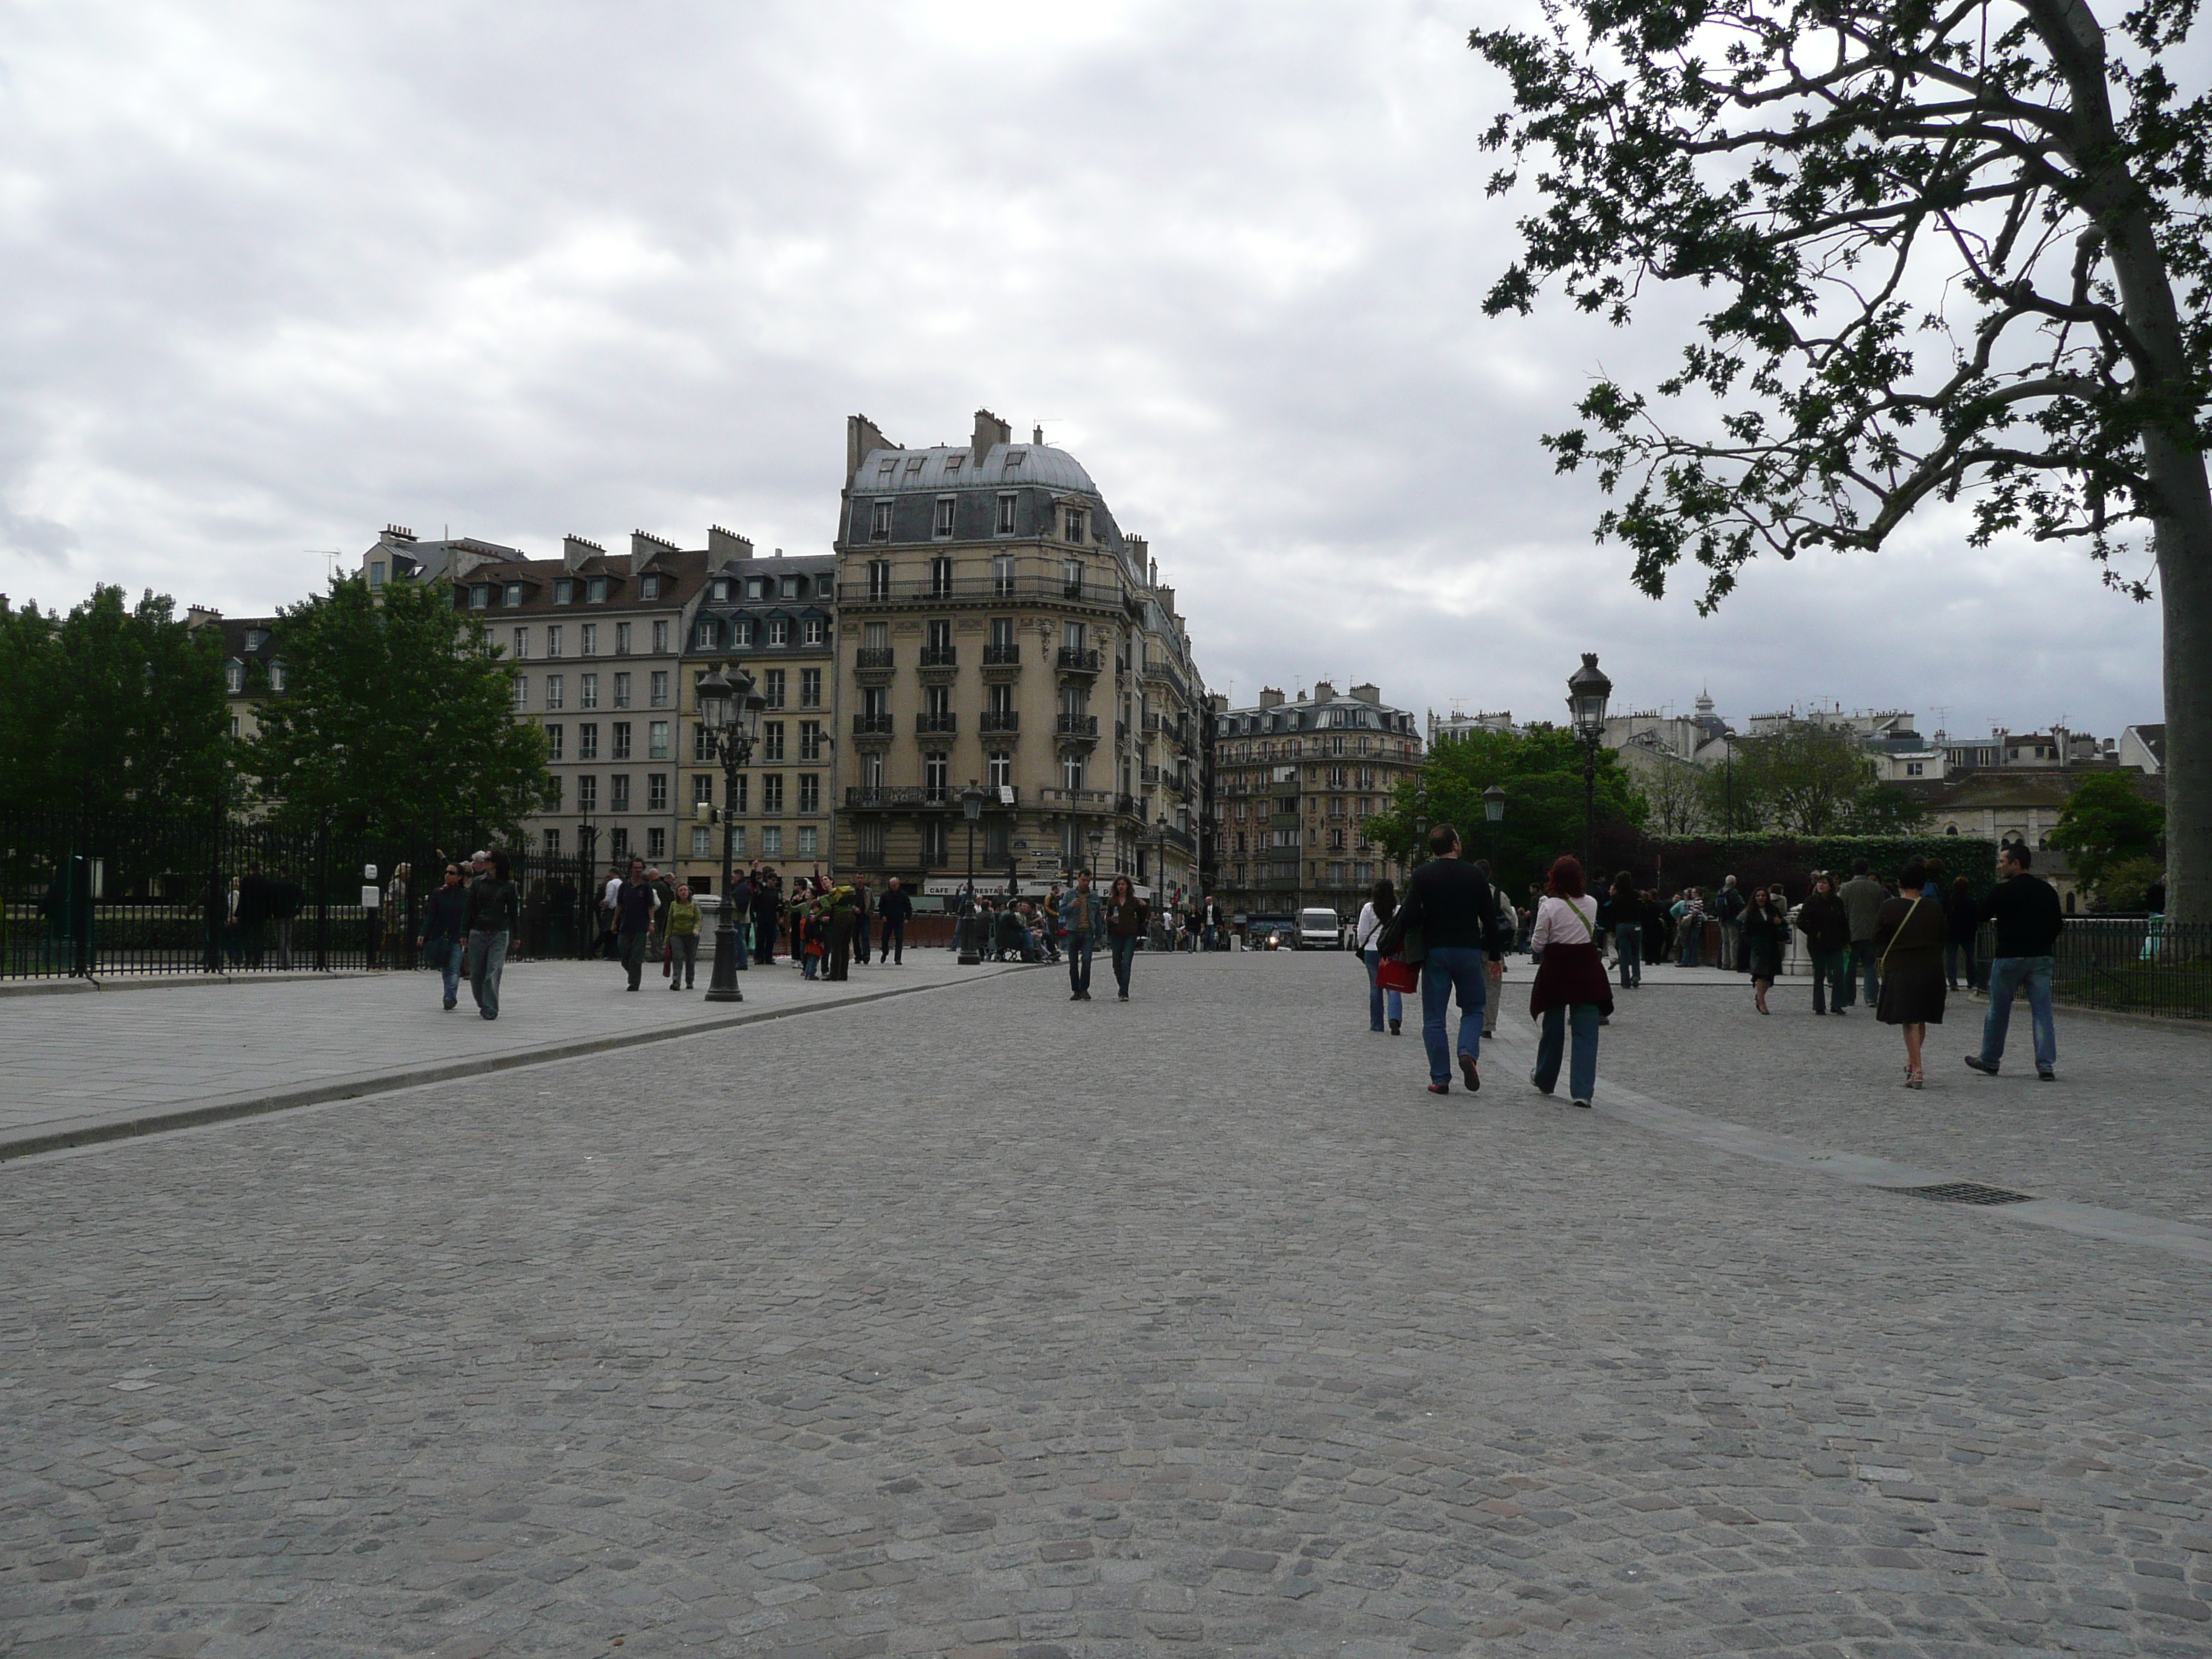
[1974,916,2212,1021]
[0,812,602,981]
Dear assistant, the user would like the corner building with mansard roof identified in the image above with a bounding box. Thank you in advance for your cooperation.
[832,410,1208,906]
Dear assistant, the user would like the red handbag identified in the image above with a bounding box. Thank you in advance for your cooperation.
[1376,955,1421,994]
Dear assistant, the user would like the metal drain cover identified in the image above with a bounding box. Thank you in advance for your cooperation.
[1883,1181,2037,1206]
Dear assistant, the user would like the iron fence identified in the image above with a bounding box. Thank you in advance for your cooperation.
[1969,916,2212,1021]
[0,811,603,981]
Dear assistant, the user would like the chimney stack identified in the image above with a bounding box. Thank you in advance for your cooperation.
[630,529,680,573]
[1351,682,1382,705]
[708,525,753,564]
[562,534,604,572]
[973,408,1012,465]
[1312,680,1336,704]
[847,413,896,485]
[1258,687,1285,709]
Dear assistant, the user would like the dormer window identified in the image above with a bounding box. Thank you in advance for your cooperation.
[267,660,287,693]
[554,578,575,604]
[1005,450,1026,469]
[996,495,1017,535]
[640,574,662,600]
[470,586,490,609]
[1064,508,1087,543]
[781,575,799,598]
[945,454,963,472]
[587,576,608,603]
[504,583,523,606]
[935,497,956,537]
[244,628,267,652]
[368,562,387,588]
[816,575,834,598]
[733,619,755,647]
[870,500,893,541]
[225,660,244,693]
[710,579,729,601]
[877,458,896,478]
[768,619,790,647]
[904,456,925,475]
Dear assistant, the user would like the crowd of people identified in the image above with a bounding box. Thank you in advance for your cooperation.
[1352,832,2068,1103]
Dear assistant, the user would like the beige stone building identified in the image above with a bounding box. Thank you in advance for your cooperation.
[830,410,1207,904]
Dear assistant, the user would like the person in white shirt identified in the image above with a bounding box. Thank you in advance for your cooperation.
[1527,855,1615,1107]
[1354,878,1404,1035]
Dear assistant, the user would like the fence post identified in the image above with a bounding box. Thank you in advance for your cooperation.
[314,815,330,972]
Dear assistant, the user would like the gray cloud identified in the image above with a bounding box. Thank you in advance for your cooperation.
[0,0,2180,740]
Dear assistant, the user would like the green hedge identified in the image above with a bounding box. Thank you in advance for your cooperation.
[1638,835,2004,903]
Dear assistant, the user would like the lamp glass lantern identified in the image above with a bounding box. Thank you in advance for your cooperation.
[1566,652,1613,742]
[1483,783,1507,823]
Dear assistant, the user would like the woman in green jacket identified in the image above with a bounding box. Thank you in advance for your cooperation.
[665,885,702,992]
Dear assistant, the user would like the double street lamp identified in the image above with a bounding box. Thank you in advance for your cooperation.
[958,782,986,965]
[694,665,766,1002]
[1565,652,1613,871]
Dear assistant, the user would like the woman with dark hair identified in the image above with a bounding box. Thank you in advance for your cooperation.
[463,850,521,1021]
[1354,878,1403,1035]
[1527,855,1613,1107]
[1743,884,1791,1014]
[1105,876,1150,1000]
[1874,858,1948,1087]
[1609,871,1644,989]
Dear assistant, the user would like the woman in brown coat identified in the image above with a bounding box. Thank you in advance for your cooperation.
[1874,858,1948,1088]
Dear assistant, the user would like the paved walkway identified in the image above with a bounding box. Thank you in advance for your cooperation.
[2,953,2208,1657]
[0,954,1003,1159]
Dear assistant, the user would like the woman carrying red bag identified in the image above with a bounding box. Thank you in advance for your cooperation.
[1527,855,1614,1108]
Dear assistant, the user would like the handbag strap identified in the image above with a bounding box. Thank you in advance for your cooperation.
[1557,897,1596,941]
[1879,897,1924,974]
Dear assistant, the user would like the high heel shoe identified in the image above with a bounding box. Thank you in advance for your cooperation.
[1903,1067,1924,1089]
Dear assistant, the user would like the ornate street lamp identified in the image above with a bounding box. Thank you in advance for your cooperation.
[958,782,986,964]
[1413,778,1430,872]
[1565,652,1612,869]
[696,665,765,1002]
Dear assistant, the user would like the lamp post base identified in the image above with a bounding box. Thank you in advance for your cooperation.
[956,914,982,966]
[703,920,744,1002]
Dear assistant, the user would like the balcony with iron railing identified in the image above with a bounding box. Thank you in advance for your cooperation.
[917,711,958,734]
[1056,647,1101,675]
[981,642,1021,669]
[1035,786,1116,811]
[855,647,895,673]
[846,786,1017,810]
[980,710,1020,735]
[1141,764,1162,786]
[853,712,895,737]
[842,575,1134,609]
[918,643,958,670]
[1055,714,1099,742]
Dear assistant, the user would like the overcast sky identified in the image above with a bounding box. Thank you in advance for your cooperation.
[0,0,2185,743]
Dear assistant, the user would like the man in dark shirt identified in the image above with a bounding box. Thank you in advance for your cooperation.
[1966,844,2065,1079]
[616,858,660,991]
[877,876,914,965]
[1399,824,1503,1094]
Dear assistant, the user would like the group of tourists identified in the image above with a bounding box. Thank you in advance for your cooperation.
[1357,829,2069,1103]
[1056,871,1152,1001]
[581,862,920,987]
[416,848,520,1019]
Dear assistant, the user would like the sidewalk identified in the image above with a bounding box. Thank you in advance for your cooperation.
[0,953,1010,1159]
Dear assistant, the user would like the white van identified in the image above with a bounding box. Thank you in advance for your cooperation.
[1296,907,1342,950]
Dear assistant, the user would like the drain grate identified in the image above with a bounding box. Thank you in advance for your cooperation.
[1883,1181,2037,1206]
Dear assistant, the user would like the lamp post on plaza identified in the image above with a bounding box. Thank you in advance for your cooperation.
[958,782,986,965]
[1088,828,1105,879]
[1483,782,1506,878]
[1155,812,1170,908]
[693,665,765,1002]
[1566,652,1613,871]
[1413,778,1429,873]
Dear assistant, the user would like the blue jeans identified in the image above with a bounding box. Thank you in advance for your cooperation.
[1067,935,1094,995]
[1363,948,1403,1030]
[1676,921,1701,968]
[1809,948,1851,1012]
[1848,940,1879,1007]
[1419,946,1486,1083]
[1979,956,2056,1072]
[431,935,463,1004]
[1614,925,1640,987]
[1532,1003,1601,1101]
[464,929,508,1020]
[1110,934,1139,995]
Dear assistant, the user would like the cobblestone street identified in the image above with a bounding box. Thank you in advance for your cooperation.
[4,951,2209,1658]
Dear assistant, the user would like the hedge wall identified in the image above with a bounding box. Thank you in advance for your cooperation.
[1634,835,2004,904]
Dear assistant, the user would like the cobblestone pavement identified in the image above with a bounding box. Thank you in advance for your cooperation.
[0,957,989,1154]
[4,951,2209,1658]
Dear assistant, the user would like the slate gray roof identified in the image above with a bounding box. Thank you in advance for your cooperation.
[853,443,1097,496]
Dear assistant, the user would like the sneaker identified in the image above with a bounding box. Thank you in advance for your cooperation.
[1427,1082,1450,1095]
[1529,1068,1552,1097]
[443,997,456,1010]
[1573,1098,1591,1109]
[1964,1055,1999,1076]
[1460,1054,1480,1092]
[2038,1069,2056,1082]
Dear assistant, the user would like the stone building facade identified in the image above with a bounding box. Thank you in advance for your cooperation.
[829,410,1207,904]
[1211,683,1421,926]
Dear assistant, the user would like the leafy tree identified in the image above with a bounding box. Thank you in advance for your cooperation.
[2050,769,2165,891]
[1637,750,1707,835]
[1696,724,1929,834]
[1474,0,2212,923]
[0,586,230,817]
[245,575,548,844]
[1368,726,1643,890]
[1846,783,1933,834]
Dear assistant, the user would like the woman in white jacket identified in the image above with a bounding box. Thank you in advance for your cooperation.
[1354,878,1404,1035]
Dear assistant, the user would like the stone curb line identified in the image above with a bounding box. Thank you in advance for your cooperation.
[1477,1020,2212,1265]
[0,966,1020,1164]
[0,970,380,999]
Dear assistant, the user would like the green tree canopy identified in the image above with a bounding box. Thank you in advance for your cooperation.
[0,585,231,817]
[1704,723,1928,836]
[1368,726,1643,891]
[1473,0,2212,923]
[2050,770,2165,892]
[244,575,548,844]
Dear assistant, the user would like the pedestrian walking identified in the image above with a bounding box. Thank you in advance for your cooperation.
[878,876,912,964]
[1716,876,1747,971]
[1945,876,1982,992]
[1965,843,2064,1080]
[463,850,520,1020]
[417,862,470,1010]
[267,869,302,970]
[615,858,659,991]
[598,864,624,961]
[1060,871,1101,998]
[1873,858,1948,1088]
[1796,873,1853,1015]
[1671,889,1704,967]
[223,874,246,963]
[852,879,872,966]
[1609,871,1643,989]
[1527,855,1611,1108]
[1398,824,1502,1095]
[827,886,854,981]
[1105,876,1148,1001]
[1476,859,1509,1037]
[752,869,781,965]
[201,868,227,973]
[1838,859,1889,1010]
[1743,885,1791,1015]
[665,884,701,990]
[1354,878,1403,1035]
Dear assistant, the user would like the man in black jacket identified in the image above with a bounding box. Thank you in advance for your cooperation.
[877,876,913,964]
[1966,844,2065,1080]
[1399,825,1504,1094]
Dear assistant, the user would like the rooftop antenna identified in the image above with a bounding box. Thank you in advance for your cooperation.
[308,549,343,585]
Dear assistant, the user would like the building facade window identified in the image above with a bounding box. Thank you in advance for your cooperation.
[763,721,785,761]
[647,827,666,860]
[546,723,565,761]
[580,624,598,656]
[544,827,562,856]
[922,821,948,866]
[762,826,781,856]
[649,719,670,760]
[761,774,784,814]
[798,774,820,814]
[803,618,825,647]
[650,670,670,707]
[511,626,529,659]
[988,750,1012,789]
[798,826,818,858]
[613,721,632,760]
[588,576,608,603]
[799,720,822,761]
[800,667,822,707]
[868,559,892,599]
[647,774,668,812]
[870,500,893,540]
[513,677,529,710]
[925,752,949,802]
[505,583,523,607]
[554,578,574,604]
[930,555,954,596]
[935,497,956,537]
[763,669,786,708]
[578,722,600,760]
[693,773,714,806]
[768,619,789,647]
[691,825,712,856]
[996,495,1017,535]
[611,775,631,812]
[576,774,598,811]
[613,672,632,708]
